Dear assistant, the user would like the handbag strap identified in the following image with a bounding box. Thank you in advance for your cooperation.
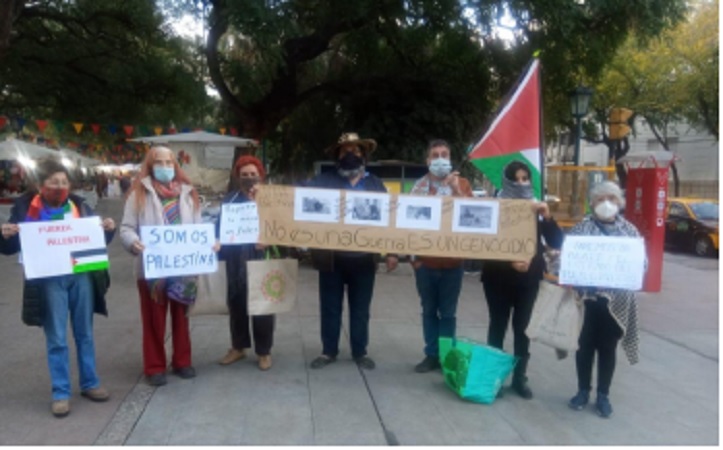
[264,246,281,260]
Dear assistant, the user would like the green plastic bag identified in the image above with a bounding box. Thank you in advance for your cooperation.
[439,337,517,404]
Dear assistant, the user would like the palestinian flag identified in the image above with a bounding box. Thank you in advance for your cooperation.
[468,59,543,199]
[71,248,109,273]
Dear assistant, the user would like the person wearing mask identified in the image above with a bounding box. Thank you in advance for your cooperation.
[567,181,642,418]
[216,155,275,371]
[120,146,202,386]
[0,158,116,418]
[305,132,398,370]
[409,139,473,373]
[481,160,563,399]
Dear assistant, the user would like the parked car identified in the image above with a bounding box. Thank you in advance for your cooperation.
[665,198,719,257]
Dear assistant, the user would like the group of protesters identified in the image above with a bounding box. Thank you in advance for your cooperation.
[0,132,641,420]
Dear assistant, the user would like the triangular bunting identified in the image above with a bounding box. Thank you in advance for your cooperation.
[154,126,163,135]
[230,127,239,136]
[219,127,227,135]
[91,124,101,135]
[35,120,48,133]
[72,122,84,134]
[0,116,6,129]
[123,125,134,137]
[108,124,118,135]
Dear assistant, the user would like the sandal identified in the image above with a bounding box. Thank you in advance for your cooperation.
[354,355,376,370]
[310,355,336,369]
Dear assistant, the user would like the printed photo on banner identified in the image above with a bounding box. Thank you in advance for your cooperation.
[559,235,646,290]
[140,223,218,279]
[344,192,390,227]
[18,216,109,280]
[395,195,442,231]
[294,188,340,223]
[219,202,259,245]
[452,199,499,234]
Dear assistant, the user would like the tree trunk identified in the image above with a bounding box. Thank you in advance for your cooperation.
[670,161,680,197]
[0,0,25,61]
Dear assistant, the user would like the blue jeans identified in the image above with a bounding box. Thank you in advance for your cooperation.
[415,265,463,357]
[42,273,99,400]
[318,255,376,358]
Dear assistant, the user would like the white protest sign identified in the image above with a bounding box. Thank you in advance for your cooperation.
[219,203,259,245]
[560,235,646,290]
[19,217,108,280]
[141,223,218,279]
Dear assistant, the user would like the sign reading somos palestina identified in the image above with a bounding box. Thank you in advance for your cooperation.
[140,224,218,279]
[559,235,646,290]
[255,185,538,261]
[19,217,109,280]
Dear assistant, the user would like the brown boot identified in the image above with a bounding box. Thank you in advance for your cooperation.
[258,355,272,371]
[81,386,110,402]
[219,348,246,365]
[51,399,70,418]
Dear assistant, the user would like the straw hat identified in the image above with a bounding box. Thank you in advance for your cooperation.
[324,132,377,157]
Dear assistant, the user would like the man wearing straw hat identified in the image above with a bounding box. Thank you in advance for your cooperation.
[305,132,398,371]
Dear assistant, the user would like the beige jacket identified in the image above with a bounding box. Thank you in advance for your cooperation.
[120,176,202,279]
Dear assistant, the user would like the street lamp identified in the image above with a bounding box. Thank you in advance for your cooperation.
[569,86,593,166]
[568,85,593,218]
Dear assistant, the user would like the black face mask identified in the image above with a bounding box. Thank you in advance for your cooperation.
[337,153,364,171]
[238,177,260,192]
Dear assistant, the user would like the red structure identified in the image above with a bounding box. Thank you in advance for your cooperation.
[619,152,678,292]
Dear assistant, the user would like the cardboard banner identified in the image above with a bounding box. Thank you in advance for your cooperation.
[560,235,646,290]
[219,203,260,245]
[140,224,218,279]
[19,217,109,280]
[255,185,537,261]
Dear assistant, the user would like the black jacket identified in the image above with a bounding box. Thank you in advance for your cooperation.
[480,217,563,287]
[0,192,115,326]
[216,190,264,300]
[303,171,387,272]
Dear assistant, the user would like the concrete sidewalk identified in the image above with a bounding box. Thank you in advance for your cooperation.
[0,198,718,445]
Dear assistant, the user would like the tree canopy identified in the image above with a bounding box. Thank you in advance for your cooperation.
[1,0,210,128]
[589,0,718,192]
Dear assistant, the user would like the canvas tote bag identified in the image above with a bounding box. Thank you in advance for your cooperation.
[246,248,298,315]
[525,280,583,352]
[189,261,229,316]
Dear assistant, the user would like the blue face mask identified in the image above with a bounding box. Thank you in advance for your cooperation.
[429,158,452,178]
[153,166,175,183]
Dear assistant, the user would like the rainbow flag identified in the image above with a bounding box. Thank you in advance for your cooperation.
[468,59,543,199]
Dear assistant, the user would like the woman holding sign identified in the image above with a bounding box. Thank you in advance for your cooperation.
[216,155,275,371]
[566,181,642,419]
[0,158,116,418]
[120,146,202,387]
[481,160,563,400]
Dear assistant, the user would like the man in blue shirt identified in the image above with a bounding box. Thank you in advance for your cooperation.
[306,132,398,370]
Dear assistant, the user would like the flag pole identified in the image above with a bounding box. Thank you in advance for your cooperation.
[537,56,545,202]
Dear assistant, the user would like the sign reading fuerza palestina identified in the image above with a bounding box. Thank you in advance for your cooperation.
[254,185,538,261]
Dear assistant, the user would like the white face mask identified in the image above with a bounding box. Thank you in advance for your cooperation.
[594,200,619,221]
[429,158,452,178]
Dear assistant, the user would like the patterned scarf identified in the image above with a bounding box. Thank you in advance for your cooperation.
[568,214,642,364]
[25,194,80,222]
[410,174,453,196]
[148,181,198,306]
[498,177,534,199]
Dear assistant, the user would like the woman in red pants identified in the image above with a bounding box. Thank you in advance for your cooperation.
[120,146,202,386]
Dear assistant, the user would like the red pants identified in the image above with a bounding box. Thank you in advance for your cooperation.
[137,280,192,375]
